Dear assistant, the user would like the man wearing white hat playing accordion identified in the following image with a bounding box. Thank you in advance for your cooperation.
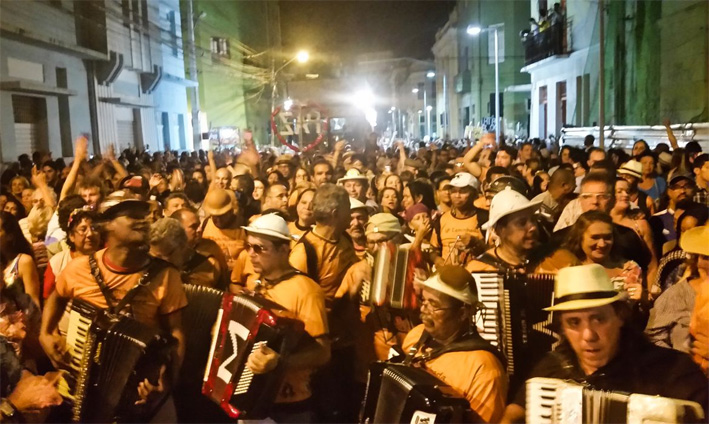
[402,265,508,423]
[501,263,708,422]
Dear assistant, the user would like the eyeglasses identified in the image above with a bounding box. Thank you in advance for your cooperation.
[245,242,268,255]
[579,193,612,201]
[73,225,98,236]
[417,296,458,313]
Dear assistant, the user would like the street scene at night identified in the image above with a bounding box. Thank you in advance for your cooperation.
[0,0,708,423]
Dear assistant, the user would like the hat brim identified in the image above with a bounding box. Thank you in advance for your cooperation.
[617,170,642,180]
[669,176,694,185]
[338,176,369,183]
[418,274,476,305]
[544,293,625,311]
[482,199,543,230]
[101,200,150,221]
[242,226,291,241]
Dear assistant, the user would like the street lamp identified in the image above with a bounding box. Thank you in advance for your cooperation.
[271,50,309,146]
[467,23,503,145]
[412,88,419,94]
[426,71,436,78]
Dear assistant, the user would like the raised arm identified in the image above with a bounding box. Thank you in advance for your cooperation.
[104,143,128,180]
[395,140,407,174]
[59,136,89,201]
[31,166,57,209]
[663,118,679,150]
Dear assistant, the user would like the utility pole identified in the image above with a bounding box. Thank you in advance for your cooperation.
[186,0,201,149]
[598,0,605,149]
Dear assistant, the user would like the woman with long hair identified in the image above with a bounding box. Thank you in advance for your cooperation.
[611,177,658,286]
[1,212,40,307]
[637,151,667,205]
[379,187,402,215]
[561,211,643,302]
[402,180,437,211]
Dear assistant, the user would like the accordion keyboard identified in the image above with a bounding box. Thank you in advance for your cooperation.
[471,273,503,347]
[65,309,92,374]
[234,341,265,395]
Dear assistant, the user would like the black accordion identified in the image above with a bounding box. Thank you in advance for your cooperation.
[180,284,224,383]
[58,298,173,423]
[526,377,706,423]
[472,272,556,379]
[362,243,418,309]
[360,362,472,424]
[202,292,309,419]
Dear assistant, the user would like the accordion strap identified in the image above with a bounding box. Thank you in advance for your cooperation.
[404,330,506,368]
[88,253,166,316]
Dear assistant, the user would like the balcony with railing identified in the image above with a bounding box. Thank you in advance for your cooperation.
[522,20,571,66]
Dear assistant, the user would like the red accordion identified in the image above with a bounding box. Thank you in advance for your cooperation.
[202,292,307,419]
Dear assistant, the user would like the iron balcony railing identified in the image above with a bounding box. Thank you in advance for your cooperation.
[522,20,571,66]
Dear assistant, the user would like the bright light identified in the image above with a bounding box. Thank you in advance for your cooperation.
[417,110,422,114]
[467,25,482,36]
[390,106,396,111]
[426,105,433,111]
[426,71,436,78]
[352,89,375,110]
[296,50,309,63]
[284,98,293,111]
[412,88,419,94]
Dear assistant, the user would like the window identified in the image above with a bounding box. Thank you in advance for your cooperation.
[211,37,229,57]
[168,11,178,56]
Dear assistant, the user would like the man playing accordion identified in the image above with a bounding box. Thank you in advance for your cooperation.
[501,264,708,422]
[402,265,508,423]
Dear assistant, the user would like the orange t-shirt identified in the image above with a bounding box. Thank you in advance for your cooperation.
[402,325,508,423]
[201,218,246,271]
[431,211,483,264]
[245,273,328,403]
[289,231,358,302]
[690,281,709,374]
[55,249,187,328]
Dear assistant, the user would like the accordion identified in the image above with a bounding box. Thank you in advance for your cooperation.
[526,377,706,424]
[360,362,472,424]
[362,243,417,309]
[58,299,173,423]
[472,272,556,378]
[180,284,224,383]
[202,292,309,419]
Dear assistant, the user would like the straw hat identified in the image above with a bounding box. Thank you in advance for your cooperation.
[99,191,149,221]
[349,197,368,211]
[617,160,643,180]
[482,187,542,230]
[418,265,478,305]
[545,264,626,311]
[242,213,291,241]
[680,226,709,256]
[365,213,401,236]
[338,168,368,183]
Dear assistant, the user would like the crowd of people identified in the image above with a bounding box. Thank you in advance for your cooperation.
[0,126,708,423]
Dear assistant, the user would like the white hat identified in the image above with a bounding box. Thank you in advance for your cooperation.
[242,213,291,241]
[338,168,368,183]
[482,187,542,230]
[349,197,368,211]
[617,160,643,180]
[545,264,626,311]
[418,265,478,305]
[448,172,480,191]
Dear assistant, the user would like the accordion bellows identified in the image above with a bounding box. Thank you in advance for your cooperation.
[526,377,706,423]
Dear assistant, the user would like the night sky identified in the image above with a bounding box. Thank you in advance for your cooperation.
[279,1,456,61]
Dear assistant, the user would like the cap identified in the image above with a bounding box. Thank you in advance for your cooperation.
[242,213,291,241]
[365,213,401,236]
[545,264,626,311]
[120,175,149,192]
[404,203,430,222]
[483,186,542,230]
[680,226,709,256]
[669,172,695,186]
[448,172,480,191]
[418,265,478,305]
[617,160,643,180]
[486,175,529,197]
[350,197,368,211]
[203,189,235,216]
[338,168,368,184]
[658,152,672,167]
[99,191,149,221]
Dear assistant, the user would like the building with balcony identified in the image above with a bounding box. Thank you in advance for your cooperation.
[439,0,531,140]
[523,0,709,140]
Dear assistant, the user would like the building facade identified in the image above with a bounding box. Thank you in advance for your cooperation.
[0,0,192,162]
[523,0,709,140]
[432,8,460,140]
